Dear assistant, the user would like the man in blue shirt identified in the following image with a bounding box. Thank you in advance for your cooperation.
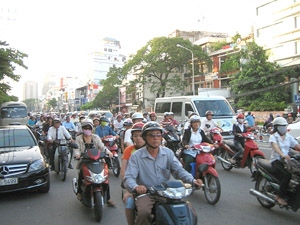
[95,117,118,138]
[62,116,76,130]
[245,112,255,127]
[27,116,37,126]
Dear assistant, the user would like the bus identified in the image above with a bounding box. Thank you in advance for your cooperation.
[0,102,28,126]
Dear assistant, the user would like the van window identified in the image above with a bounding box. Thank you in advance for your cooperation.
[193,100,234,117]
[171,102,182,116]
[155,102,171,113]
[185,103,194,116]
[1,107,27,119]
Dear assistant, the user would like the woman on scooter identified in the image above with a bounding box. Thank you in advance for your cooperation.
[269,117,300,205]
[231,114,247,164]
[182,115,213,172]
[121,122,145,225]
[74,119,116,206]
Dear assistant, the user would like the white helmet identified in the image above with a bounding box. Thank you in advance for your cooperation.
[272,117,288,126]
[190,115,201,123]
[81,119,93,129]
[132,112,143,120]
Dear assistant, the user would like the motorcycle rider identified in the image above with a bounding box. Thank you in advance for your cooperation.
[121,122,145,225]
[182,115,213,172]
[124,122,203,225]
[269,117,300,205]
[95,116,118,139]
[245,111,255,127]
[74,119,115,206]
[160,112,173,128]
[169,112,179,126]
[76,115,86,134]
[143,112,150,122]
[113,114,124,131]
[47,118,74,170]
[120,119,133,153]
[149,112,157,122]
[201,110,223,138]
[92,117,100,134]
[124,113,144,148]
[62,116,76,130]
[231,114,247,164]
[184,112,198,130]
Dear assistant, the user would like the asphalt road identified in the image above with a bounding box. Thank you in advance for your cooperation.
[0,141,299,225]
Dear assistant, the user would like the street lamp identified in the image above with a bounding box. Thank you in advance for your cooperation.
[176,44,195,96]
[115,84,122,113]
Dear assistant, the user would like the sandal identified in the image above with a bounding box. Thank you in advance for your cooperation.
[107,199,116,207]
[276,196,287,205]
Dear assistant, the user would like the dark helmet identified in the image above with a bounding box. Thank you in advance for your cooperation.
[131,122,144,134]
[143,112,148,116]
[100,116,109,122]
[205,110,214,116]
[142,122,163,138]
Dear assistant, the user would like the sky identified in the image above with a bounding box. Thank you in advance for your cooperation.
[0,0,259,100]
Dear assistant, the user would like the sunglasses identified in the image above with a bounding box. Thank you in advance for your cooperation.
[147,133,162,138]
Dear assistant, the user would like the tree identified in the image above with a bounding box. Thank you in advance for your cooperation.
[230,42,295,111]
[23,98,37,112]
[93,66,125,109]
[47,98,58,110]
[0,41,27,104]
[123,37,211,98]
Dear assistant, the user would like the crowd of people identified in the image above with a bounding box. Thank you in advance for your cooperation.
[26,109,299,224]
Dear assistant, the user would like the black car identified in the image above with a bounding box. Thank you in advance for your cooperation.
[0,126,50,193]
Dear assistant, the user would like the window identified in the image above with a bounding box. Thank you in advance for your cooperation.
[1,107,27,118]
[295,16,300,28]
[193,100,234,117]
[185,103,194,116]
[155,102,171,114]
[171,102,182,116]
[108,49,112,52]
[104,48,107,52]
[0,129,36,148]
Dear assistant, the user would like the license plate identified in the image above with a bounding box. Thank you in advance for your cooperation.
[0,178,18,186]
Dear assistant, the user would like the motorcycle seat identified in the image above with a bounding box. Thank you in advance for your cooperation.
[222,140,238,151]
[256,158,276,174]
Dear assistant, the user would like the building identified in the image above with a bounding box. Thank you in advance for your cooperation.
[255,0,300,67]
[23,81,38,100]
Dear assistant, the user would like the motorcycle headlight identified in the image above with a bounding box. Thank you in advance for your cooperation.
[157,187,193,199]
[86,170,107,184]
[28,159,46,172]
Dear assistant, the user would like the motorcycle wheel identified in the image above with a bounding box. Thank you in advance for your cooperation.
[94,192,103,222]
[203,174,221,205]
[255,175,275,209]
[221,151,233,171]
[249,155,264,175]
[60,158,67,181]
[112,157,121,177]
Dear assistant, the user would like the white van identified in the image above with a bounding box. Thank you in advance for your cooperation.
[154,96,236,135]
[0,102,28,126]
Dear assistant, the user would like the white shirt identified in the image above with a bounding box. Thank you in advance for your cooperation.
[201,119,218,132]
[124,128,134,146]
[113,120,124,129]
[47,126,72,141]
[269,132,298,162]
[188,128,203,146]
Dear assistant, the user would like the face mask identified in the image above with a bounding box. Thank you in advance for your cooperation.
[101,122,108,126]
[237,119,244,124]
[83,129,92,136]
[277,126,287,135]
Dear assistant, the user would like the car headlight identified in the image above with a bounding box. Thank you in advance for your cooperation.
[157,187,193,199]
[86,170,107,184]
[28,159,46,172]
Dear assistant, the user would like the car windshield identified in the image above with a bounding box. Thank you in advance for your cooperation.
[0,129,36,149]
[193,100,234,117]
[1,107,27,119]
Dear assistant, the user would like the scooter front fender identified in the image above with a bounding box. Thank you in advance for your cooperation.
[250,150,265,158]
[202,166,219,177]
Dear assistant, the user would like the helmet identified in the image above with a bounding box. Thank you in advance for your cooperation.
[131,122,144,134]
[237,114,245,119]
[123,119,133,126]
[130,111,135,116]
[143,112,148,116]
[272,117,288,126]
[100,116,109,122]
[53,118,61,124]
[93,117,100,122]
[169,112,174,116]
[190,115,201,123]
[81,119,93,129]
[149,112,157,117]
[132,113,143,120]
[79,115,85,119]
[188,112,197,118]
[142,122,163,138]
[205,110,214,116]
[164,112,170,117]
[117,114,122,119]
[288,113,292,117]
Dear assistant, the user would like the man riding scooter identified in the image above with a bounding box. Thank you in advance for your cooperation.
[201,110,223,138]
[124,122,203,225]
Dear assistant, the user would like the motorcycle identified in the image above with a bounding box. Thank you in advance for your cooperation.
[250,151,300,212]
[72,148,109,222]
[209,127,224,156]
[182,143,221,205]
[53,139,77,181]
[134,180,197,225]
[102,135,121,177]
[217,132,265,174]
[115,128,125,153]
[163,125,181,154]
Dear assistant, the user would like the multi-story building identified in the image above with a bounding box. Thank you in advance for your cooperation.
[23,81,38,100]
[255,0,300,67]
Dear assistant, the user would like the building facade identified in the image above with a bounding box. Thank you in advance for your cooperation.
[23,81,38,100]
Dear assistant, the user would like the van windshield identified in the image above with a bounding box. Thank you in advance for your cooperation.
[1,107,27,119]
[193,100,234,117]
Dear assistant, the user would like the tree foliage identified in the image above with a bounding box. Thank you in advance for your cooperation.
[230,42,295,111]
[23,98,38,112]
[123,37,211,98]
[0,41,27,104]
[47,98,58,110]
